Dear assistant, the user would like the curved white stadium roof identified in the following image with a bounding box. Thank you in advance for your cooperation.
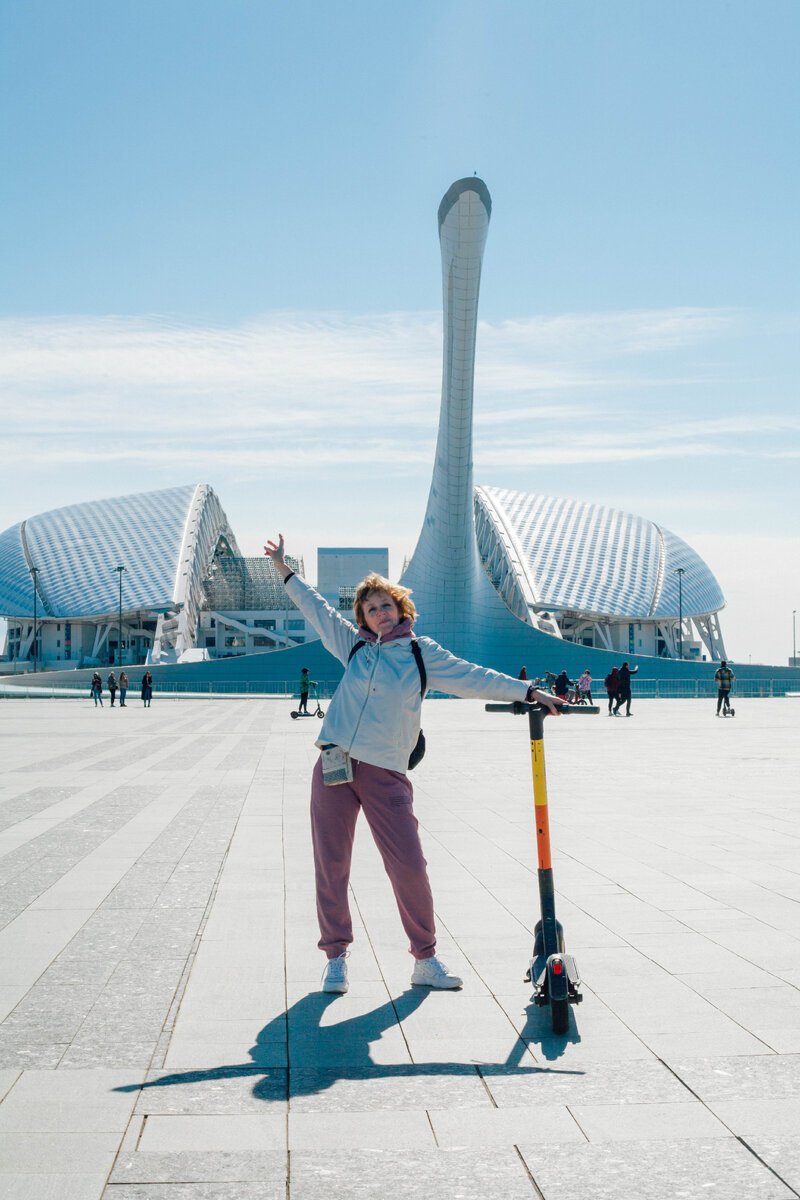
[474,486,724,621]
[0,484,240,620]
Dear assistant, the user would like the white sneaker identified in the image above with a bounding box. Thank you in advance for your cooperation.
[411,955,462,989]
[321,953,349,993]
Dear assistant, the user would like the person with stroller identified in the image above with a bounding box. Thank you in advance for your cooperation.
[265,533,562,995]
[714,660,735,716]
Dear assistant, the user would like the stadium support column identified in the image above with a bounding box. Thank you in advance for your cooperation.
[402,177,515,658]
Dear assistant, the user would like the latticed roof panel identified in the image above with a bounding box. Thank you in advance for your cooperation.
[475,486,724,620]
[201,555,303,611]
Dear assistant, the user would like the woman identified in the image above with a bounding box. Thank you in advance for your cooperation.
[119,671,129,708]
[141,670,153,708]
[265,534,560,994]
[578,669,592,704]
[90,672,103,707]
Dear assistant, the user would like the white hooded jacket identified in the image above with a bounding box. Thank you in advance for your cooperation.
[285,574,530,773]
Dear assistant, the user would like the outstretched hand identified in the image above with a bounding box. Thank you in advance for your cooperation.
[528,687,563,716]
[264,534,292,580]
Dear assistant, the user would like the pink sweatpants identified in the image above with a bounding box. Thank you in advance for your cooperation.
[310,756,436,960]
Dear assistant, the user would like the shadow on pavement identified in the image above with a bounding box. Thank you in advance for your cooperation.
[114,988,582,1100]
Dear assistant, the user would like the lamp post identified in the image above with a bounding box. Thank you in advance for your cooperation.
[29,566,39,673]
[793,609,797,667]
[114,566,126,667]
[674,567,686,659]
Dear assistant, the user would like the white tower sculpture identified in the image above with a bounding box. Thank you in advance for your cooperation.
[401,177,529,662]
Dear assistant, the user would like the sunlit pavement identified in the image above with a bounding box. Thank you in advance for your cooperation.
[1,694,799,1199]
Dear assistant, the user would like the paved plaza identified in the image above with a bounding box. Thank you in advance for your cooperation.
[0,693,799,1199]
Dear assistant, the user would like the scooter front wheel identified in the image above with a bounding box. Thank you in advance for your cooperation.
[290,711,299,720]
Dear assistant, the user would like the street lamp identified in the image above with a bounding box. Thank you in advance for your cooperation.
[674,567,686,659]
[793,609,797,667]
[29,566,39,673]
[114,566,126,667]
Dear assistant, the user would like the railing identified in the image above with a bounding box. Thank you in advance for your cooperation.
[0,678,798,701]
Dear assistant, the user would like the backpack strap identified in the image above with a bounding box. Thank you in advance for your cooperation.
[347,637,427,698]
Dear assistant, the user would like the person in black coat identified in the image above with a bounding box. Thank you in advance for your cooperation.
[613,661,639,716]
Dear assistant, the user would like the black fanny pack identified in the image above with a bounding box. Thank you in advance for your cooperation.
[347,637,427,770]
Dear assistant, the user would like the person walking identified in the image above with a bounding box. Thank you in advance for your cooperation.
[578,669,592,704]
[141,670,153,708]
[119,671,129,707]
[297,668,317,714]
[90,672,103,707]
[265,533,562,995]
[613,661,639,716]
[714,660,735,716]
[108,671,117,707]
[604,667,619,715]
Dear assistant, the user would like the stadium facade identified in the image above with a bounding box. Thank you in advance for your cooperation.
[2,176,795,690]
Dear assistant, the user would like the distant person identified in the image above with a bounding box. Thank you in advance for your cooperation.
[613,661,639,716]
[108,671,117,707]
[141,671,153,708]
[554,670,570,699]
[90,672,103,707]
[604,667,619,715]
[578,669,592,704]
[714,660,735,716]
[517,666,528,680]
[298,668,317,714]
[118,671,129,707]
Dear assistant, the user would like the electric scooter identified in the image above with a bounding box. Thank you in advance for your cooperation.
[290,687,325,720]
[485,699,598,1034]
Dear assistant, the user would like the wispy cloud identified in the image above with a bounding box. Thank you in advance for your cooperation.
[0,307,795,472]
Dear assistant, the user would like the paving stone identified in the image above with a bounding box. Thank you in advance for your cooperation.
[669,1053,800,1100]
[288,1148,535,1199]
[130,1066,287,1113]
[517,1136,795,1199]
[109,1149,287,1183]
[287,1063,493,1111]
[138,1113,285,1152]
[104,1185,283,1199]
[479,1057,688,1107]
[0,1173,110,1199]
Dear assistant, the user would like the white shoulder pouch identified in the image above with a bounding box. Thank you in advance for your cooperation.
[320,744,353,786]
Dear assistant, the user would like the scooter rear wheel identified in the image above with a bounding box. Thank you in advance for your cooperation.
[550,996,570,1035]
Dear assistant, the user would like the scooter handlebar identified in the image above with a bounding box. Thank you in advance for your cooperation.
[485,702,600,715]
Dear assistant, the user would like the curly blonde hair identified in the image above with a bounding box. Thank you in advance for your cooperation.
[353,573,417,628]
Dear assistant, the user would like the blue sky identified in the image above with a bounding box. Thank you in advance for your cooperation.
[1,0,798,665]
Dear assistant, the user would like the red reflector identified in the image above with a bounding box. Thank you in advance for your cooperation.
[553,960,563,974]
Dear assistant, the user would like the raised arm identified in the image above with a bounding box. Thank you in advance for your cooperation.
[264,534,359,665]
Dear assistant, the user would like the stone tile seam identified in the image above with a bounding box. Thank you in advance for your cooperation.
[513,1143,546,1199]
[736,1135,800,1199]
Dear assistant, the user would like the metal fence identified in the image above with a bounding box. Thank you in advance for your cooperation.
[1,678,798,701]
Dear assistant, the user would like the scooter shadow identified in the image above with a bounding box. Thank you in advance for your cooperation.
[508,999,583,1063]
[114,987,582,1100]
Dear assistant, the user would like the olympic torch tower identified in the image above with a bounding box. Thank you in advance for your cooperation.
[401,177,525,661]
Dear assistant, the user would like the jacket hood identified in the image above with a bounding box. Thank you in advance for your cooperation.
[356,617,415,644]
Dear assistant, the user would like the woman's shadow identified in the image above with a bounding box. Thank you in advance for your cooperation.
[114,987,581,1101]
